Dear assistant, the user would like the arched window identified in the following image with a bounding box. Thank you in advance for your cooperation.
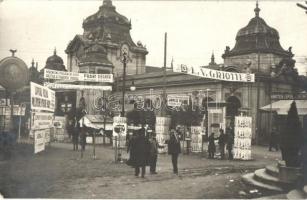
[226,96,241,117]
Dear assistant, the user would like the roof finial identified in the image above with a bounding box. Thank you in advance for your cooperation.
[254,0,260,17]
[9,49,17,57]
[54,47,57,55]
[103,0,112,6]
[211,51,215,63]
[31,58,35,67]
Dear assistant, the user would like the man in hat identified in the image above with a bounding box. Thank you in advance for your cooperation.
[148,131,162,174]
[167,129,181,175]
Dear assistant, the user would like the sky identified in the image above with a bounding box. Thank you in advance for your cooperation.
[0,0,307,75]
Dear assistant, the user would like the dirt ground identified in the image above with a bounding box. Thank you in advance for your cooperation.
[0,142,284,199]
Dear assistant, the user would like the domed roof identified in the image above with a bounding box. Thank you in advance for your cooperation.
[83,0,130,28]
[44,49,66,71]
[223,3,291,58]
[46,49,64,65]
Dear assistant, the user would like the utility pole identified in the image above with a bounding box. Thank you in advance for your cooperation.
[162,32,167,116]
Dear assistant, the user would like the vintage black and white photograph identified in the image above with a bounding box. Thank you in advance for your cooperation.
[0,0,307,199]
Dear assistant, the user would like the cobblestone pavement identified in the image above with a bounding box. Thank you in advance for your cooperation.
[0,142,283,199]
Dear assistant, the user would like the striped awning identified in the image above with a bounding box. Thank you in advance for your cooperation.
[260,100,307,115]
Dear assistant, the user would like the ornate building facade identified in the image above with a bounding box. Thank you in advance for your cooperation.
[65,0,148,76]
[63,0,302,143]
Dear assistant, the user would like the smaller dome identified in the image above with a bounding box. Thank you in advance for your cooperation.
[44,48,66,71]
[46,49,64,65]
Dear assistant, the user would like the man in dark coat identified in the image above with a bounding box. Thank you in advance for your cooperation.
[71,118,79,151]
[218,129,226,159]
[226,128,234,160]
[208,133,216,159]
[167,130,181,175]
[269,129,279,151]
[133,128,150,178]
[127,131,137,167]
[148,132,162,174]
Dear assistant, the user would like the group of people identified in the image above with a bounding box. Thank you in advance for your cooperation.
[208,127,234,160]
[127,128,181,178]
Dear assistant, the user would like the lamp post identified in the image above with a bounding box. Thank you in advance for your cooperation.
[206,89,210,137]
[121,51,127,117]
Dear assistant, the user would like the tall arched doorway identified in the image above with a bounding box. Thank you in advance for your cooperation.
[226,96,241,128]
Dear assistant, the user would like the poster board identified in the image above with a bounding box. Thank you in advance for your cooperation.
[30,82,55,112]
[233,116,252,160]
[34,129,46,154]
[191,126,202,152]
[113,117,127,148]
[31,112,54,130]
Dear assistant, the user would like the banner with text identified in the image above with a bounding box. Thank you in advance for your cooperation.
[0,105,26,116]
[30,82,55,112]
[174,64,255,82]
[44,69,113,83]
[167,95,190,107]
[31,112,54,130]
[44,82,112,91]
[233,116,252,160]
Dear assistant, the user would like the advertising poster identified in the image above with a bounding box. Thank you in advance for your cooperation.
[191,126,202,152]
[30,82,55,112]
[233,116,252,160]
[113,117,127,148]
[34,130,46,154]
[31,112,54,130]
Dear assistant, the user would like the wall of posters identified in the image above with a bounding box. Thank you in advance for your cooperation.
[156,117,171,153]
[233,116,252,160]
[113,117,127,148]
[191,126,202,152]
[30,82,55,112]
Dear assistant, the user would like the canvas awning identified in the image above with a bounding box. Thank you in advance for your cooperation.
[79,115,113,130]
[260,100,307,115]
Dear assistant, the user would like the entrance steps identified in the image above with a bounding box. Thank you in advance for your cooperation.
[286,185,307,199]
[242,164,285,192]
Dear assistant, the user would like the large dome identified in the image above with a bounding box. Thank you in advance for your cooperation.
[223,3,291,58]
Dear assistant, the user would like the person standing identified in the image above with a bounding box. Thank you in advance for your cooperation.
[134,128,149,178]
[218,129,226,159]
[208,133,216,159]
[226,128,234,160]
[167,129,181,175]
[71,118,79,151]
[148,133,162,174]
[269,129,279,151]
